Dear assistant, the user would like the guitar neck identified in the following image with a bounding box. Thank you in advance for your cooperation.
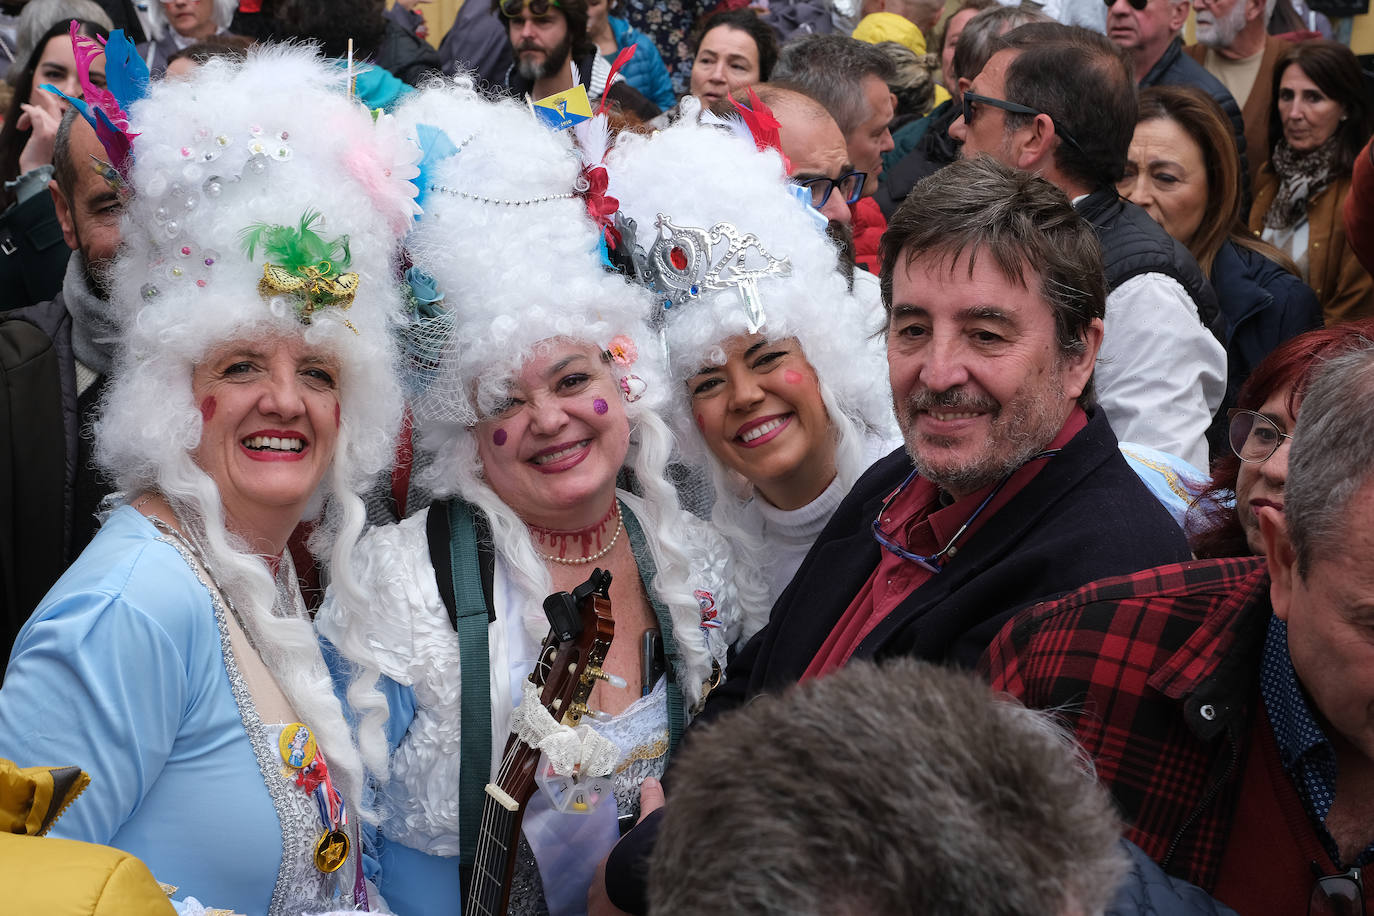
[465,741,531,916]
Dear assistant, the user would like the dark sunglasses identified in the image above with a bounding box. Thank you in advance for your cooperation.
[960,91,1089,158]
[799,170,867,208]
[871,450,1059,573]
[1103,0,1150,8]
[1309,865,1364,916]
[499,0,562,17]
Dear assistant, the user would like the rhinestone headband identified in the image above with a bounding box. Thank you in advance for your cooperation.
[617,212,790,335]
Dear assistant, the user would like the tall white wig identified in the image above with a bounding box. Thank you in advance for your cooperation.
[145,0,236,40]
[332,79,726,704]
[605,109,896,614]
[98,44,414,817]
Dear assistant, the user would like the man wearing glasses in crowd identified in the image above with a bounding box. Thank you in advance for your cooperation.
[952,22,1226,472]
[985,342,1374,915]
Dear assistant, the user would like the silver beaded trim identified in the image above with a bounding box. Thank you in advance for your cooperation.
[427,184,576,206]
[152,525,331,916]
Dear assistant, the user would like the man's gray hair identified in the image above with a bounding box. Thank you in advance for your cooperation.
[1283,340,1374,577]
[51,107,83,201]
[649,658,1128,916]
[879,157,1105,405]
[771,34,895,136]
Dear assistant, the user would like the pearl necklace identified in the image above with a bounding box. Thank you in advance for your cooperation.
[531,502,623,565]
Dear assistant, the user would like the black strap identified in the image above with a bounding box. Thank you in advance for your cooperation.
[619,500,685,753]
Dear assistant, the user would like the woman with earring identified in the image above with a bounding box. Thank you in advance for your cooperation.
[316,83,736,916]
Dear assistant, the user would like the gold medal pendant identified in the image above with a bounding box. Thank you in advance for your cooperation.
[313,828,350,873]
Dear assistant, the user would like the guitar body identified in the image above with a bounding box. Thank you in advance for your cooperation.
[464,569,616,916]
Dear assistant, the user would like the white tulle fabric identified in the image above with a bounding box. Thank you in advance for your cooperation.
[316,493,733,858]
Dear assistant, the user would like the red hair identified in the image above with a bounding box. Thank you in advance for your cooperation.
[1187,317,1374,558]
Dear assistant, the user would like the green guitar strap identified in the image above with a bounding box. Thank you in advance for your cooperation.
[444,499,491,870]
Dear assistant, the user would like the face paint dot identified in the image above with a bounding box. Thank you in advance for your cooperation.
[696,413,705,430]
[493,428,508,447]
[784,370,804,385]
[334,402,341,428]
[593,398,609,415]
[200,396,216,422]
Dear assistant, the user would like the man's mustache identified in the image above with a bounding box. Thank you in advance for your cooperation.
[904,387,999,414]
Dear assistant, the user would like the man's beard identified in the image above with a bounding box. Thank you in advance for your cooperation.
[1196,1,1248,47]
[73,225,113,300]
[85,255,113,301]
[895,371,1068,497]
[515,34,571,82]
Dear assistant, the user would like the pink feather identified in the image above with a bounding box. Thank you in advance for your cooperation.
[69,21,129,129]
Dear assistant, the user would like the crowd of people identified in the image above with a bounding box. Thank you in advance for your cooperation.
[1,0,1373,914]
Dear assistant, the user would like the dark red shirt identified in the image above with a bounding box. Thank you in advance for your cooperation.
[805,407,1086,679]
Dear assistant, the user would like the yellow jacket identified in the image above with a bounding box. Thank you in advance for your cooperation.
[1250,164,1374,325]
[1,759,175,916]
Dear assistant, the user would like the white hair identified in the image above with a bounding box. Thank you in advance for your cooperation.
[605,111,896,612]
[326,79,722,761]
[145,0,237,40]
[98,44,413,818]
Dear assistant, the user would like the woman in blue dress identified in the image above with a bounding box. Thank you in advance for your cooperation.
[0,45,414,915]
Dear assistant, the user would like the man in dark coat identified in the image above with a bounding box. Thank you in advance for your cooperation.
[593,155,1194,914]
[1,112,119,670]
[1105,0,1248,187]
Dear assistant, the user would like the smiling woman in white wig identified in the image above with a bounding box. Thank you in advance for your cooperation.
[316,83,739,915]
[0,45,414,915]
[606,105,900,620]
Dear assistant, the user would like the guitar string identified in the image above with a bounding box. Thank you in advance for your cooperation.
[469,733,526,913]
[469,635,596,913]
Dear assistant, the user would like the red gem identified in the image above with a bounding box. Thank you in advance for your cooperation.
[669,247,688,271]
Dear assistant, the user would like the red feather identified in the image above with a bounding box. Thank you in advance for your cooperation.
[729,88,790,173]
[597,44,638,117]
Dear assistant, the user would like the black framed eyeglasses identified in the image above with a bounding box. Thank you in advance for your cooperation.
[871,450,1059,573]
[798,170,866,209]
[1227,408,1294,464]
[499,0,561,18]
[1102,0,1149,9]
[1309,866,1364,916]
[961,91,1089,159]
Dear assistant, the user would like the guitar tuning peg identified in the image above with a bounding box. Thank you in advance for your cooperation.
[587,666,627,689]
[571,701,614,723]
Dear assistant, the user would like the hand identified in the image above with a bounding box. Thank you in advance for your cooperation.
[17,90,66,175]
[587,777,665,916]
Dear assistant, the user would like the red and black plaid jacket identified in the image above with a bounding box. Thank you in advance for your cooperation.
[981,557,1271,891]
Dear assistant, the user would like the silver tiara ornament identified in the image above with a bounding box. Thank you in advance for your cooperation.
[618,212,791,335]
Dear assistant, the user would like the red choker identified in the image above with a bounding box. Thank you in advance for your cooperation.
[528,502,623,565]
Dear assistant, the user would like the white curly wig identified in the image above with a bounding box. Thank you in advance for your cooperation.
[339,78,725,696]
[605,111,897,611]
[97,44,414,817]
[144,0,236,40]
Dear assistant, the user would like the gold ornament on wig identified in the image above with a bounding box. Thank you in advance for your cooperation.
[240,210,361,331]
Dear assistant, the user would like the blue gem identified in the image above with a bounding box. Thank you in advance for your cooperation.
[689,285,699,296]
